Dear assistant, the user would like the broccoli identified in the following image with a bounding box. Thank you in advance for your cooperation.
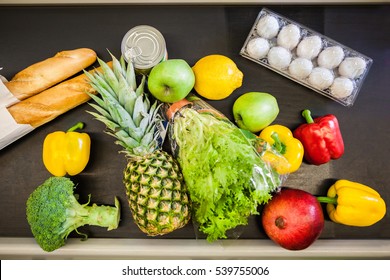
[26,176,120,252]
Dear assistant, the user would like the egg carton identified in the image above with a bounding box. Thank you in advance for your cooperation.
[240,8,373,107]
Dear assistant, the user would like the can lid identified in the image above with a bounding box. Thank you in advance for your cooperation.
[121,25,166,70]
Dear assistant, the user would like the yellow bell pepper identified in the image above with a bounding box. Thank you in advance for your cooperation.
[317,179,386,227]
[43,122,91,176]
[259,125,304,174]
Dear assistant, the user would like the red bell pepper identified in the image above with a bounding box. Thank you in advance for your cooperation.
[293,109,344,165]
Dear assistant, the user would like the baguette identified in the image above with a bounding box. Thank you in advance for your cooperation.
[4,48,97,101]
[7,63,111,128]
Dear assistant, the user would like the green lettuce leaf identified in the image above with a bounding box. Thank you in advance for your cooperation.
[172,107,280,242]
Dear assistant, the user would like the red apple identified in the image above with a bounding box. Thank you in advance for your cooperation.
[261,187,324,250]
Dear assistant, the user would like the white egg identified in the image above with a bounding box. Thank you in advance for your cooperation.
[338,57,367,79]
[246,37,270,59]
[318,46,345,69]
[267,46,292,70]
[288,58,313,79]
[308,67,334,90]
[277,24,301,50]
[330,77,354,99]
[256,15,280,39]
[297,35,323,60]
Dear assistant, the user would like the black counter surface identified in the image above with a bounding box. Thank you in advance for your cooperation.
[0,4,389,242]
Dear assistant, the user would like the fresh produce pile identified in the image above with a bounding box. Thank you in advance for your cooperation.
[0,22,386,253]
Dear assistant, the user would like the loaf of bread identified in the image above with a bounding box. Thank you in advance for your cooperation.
[4,48,97,101]
[7,63,111,128]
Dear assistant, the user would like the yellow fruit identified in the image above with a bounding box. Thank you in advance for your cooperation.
[192,54,243,100]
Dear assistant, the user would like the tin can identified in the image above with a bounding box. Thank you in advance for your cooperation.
[121,25,168,73]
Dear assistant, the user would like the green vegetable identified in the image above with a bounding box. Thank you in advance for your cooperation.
[171,106,280,242]
[26,177,120,252]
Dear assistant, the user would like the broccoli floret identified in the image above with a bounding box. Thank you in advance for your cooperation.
[26,176,120,252]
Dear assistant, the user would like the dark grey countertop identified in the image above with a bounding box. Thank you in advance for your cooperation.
[0,5,389,245]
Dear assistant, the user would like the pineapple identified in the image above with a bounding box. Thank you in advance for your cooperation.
[85,54,190,236]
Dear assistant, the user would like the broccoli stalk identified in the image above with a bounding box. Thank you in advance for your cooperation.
[26,177,120,252]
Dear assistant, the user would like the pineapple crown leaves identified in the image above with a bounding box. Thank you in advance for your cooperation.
[84,53,163,157]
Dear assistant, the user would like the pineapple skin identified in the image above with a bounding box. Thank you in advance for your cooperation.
[124,149,191,236]
[86,55,191,236]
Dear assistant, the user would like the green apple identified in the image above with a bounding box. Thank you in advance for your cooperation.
[233,92,279,133]
[148,59,195,103]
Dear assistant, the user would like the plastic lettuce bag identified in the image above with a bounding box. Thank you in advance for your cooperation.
[164,95,285,242]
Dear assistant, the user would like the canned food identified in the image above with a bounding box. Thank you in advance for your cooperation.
[121,25,168,73]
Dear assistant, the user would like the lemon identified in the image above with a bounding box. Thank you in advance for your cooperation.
[192,54,243,100]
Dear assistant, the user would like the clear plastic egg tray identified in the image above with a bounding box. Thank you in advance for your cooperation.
[240,8,373,107]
